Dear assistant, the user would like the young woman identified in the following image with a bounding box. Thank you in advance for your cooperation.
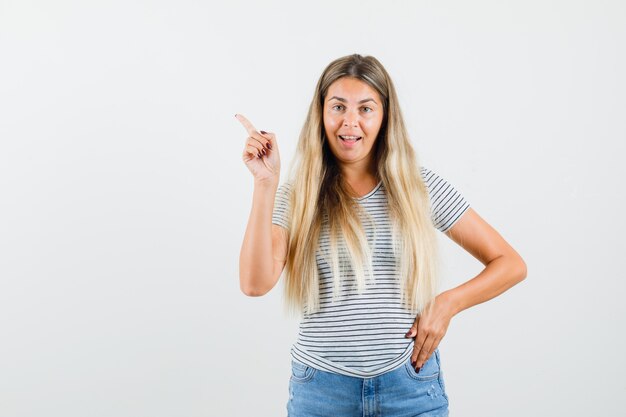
[237,54,526,417]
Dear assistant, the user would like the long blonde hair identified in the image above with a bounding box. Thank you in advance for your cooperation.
[283,54,440,318]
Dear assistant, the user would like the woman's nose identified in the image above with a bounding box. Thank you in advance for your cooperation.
[342,107,360,127]
[343,115,358,127]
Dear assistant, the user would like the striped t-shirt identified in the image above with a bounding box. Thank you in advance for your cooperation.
[271,166,471,378]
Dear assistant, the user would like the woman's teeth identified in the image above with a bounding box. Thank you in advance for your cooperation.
[339,135,362,142]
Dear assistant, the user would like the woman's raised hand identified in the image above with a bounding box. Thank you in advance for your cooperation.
[236,114,280,183]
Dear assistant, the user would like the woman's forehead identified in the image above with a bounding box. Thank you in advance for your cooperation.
[325,78,381,103]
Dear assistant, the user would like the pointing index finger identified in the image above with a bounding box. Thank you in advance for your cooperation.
[235,113,257,135]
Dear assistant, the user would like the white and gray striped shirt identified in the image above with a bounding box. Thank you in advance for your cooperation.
[272,166,470,378]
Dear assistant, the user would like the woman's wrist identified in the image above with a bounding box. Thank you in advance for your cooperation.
[438,290,462,318]
[253,175,279,189]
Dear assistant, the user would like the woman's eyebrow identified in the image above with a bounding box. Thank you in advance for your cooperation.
[328,96,377,104]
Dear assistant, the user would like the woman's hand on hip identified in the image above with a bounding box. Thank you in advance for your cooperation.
[235,113,281,183]
[405,293,456,372]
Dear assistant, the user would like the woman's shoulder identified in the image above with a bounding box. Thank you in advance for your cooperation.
[419,165,469,201]
[419,165,457,186]
[419,165,434,176]
[274,180,295,208]
[419,165,438,185]
[276,179,294,195]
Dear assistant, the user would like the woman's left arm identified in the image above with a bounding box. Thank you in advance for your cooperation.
[407,207,527,370]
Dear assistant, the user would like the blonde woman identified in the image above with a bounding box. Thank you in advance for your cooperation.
[237,54,526,417]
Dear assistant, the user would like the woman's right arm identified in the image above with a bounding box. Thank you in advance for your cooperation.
[235,114,287,296]
[239,180,288,296]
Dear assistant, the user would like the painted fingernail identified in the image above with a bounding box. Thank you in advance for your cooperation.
[266,142,272,149]
[416,367,421,373]
[261,148,266,155]
[260,130,267,134]
[257,152,261,158]
[411,360,416,367]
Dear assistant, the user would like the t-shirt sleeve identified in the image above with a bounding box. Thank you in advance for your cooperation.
[420,166,471,233]
[271,182,292,231]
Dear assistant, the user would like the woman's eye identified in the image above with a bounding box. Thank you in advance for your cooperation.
[332,105,344,111]
[362,107,372,112]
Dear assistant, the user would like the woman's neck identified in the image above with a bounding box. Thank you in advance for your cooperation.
[340,161,379,198]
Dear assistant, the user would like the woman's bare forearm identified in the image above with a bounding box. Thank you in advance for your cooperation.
[239,179,279,296]
[442,253,527,316]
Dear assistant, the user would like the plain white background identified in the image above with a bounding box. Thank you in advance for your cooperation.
[1,0,624,416]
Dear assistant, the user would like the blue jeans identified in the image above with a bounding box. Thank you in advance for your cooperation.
[287,349,449,417]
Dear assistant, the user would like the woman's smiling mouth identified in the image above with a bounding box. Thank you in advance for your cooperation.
[339,135,362,142]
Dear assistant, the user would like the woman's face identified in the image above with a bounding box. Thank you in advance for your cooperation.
[323,77,384,170]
